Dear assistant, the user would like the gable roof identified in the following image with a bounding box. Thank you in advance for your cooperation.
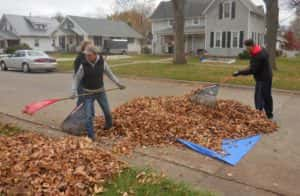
[151,0,265,20]
[204,0,265,16]
[68,15,142,39]
[0,30,18,40]
[242,0,265,16]
[151,0,211,20]
[3,14,59,37]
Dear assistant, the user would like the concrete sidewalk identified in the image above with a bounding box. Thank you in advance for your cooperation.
[0,71,299,195]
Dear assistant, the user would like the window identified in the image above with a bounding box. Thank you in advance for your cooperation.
[215,32,221,48]
[52,39,55,47]
[15,51,26,57]
[239,31,244,48]
[127,38,134,44]
[224,3,230,18]
[168,20,174,27]
[222,32,226,48]
[210,32,214,48]
[231,1,236,19]
[93,36,102,46]
[28,51,46,57]
[255,33,258,43]
[232,32,238,48]
[219,3,223,19]
[193,18,200,25]
[34,39,39,47]
[227,31,231,48]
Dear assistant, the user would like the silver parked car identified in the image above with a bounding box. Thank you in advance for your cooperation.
[0,50,57,73]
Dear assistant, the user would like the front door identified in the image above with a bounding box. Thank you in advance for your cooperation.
[59,36,66,50]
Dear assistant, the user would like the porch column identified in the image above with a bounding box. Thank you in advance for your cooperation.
[192,35,194,53]
[161,35,164,53]
[185,36,188,53]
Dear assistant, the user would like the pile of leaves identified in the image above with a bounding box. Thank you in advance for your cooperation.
[96,89,277,152]
[0,132,124,195]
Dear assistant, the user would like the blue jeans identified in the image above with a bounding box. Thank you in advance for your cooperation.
[84,92,112,139]
[77,85,95,116]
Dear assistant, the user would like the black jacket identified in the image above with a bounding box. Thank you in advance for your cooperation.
[239,48,273,81]
[74,52,86,74]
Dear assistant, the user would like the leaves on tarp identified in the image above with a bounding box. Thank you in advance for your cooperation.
[0,132,125,195]
[96,88,277,153]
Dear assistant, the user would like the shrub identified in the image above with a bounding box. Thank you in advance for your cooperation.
[276,50,283,57]
[238,50,250,59]
[5,43,31,54]
[142,46,151,54]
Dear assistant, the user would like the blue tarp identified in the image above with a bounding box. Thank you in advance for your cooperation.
[177,135,262,166]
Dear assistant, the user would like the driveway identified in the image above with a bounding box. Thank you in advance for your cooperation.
[0,71,299,196]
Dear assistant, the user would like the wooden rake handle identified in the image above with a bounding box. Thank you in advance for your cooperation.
[220,76,234,84]
[61,87,121,101]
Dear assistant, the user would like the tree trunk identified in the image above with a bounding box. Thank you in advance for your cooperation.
[172,0,187,64]
[265,0,279,70]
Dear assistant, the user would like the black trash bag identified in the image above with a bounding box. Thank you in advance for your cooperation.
[61,103,86,136]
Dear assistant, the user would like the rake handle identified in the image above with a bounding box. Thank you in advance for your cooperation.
[60,87,121,101]
[220,76,234,84]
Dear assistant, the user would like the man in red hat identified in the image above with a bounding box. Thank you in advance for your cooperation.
[233,39,274,119]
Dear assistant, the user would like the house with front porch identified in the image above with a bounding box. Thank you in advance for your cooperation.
[0,14,59,52]
[52,15,143,53]
[150,0,266,57]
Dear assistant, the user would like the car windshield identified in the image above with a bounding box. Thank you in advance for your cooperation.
[27,51,47,57]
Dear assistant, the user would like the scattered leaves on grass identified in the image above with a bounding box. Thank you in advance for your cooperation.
[96,88,277,153]
[0,132,125,195]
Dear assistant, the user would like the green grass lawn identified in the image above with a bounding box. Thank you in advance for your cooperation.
[55,53,300,91]
[57,60,74,72]
[112,56,300,91]
[48,52,77,59]
[100,168,214,196]
[0,124,22,136]
[56,55,171,72]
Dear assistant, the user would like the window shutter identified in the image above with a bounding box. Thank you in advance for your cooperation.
[222,32,226,48]
[219,3,223,19]
[210,32,214,48]
[227,32,231,48]
[231,2,236,19]
[239,31,244,48]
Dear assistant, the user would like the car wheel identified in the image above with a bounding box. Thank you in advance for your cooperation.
[0,62,7,71]
[22,63,30,73]
[122,51,127,55]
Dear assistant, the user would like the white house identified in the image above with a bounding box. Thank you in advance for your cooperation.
[52,15,143,53]
[0,14,59,52]
[151,0,266,57]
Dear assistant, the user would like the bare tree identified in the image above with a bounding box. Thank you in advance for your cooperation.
[115,0,187,64]
[172,0,187,64]
[264,0,279,70]
[53,12,64,23]
[289,0,300,7]
[111,0,154,48]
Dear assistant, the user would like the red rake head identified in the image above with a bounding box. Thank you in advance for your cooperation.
[22,99,61,115]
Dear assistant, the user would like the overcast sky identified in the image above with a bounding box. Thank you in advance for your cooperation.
[0,0,294,25]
